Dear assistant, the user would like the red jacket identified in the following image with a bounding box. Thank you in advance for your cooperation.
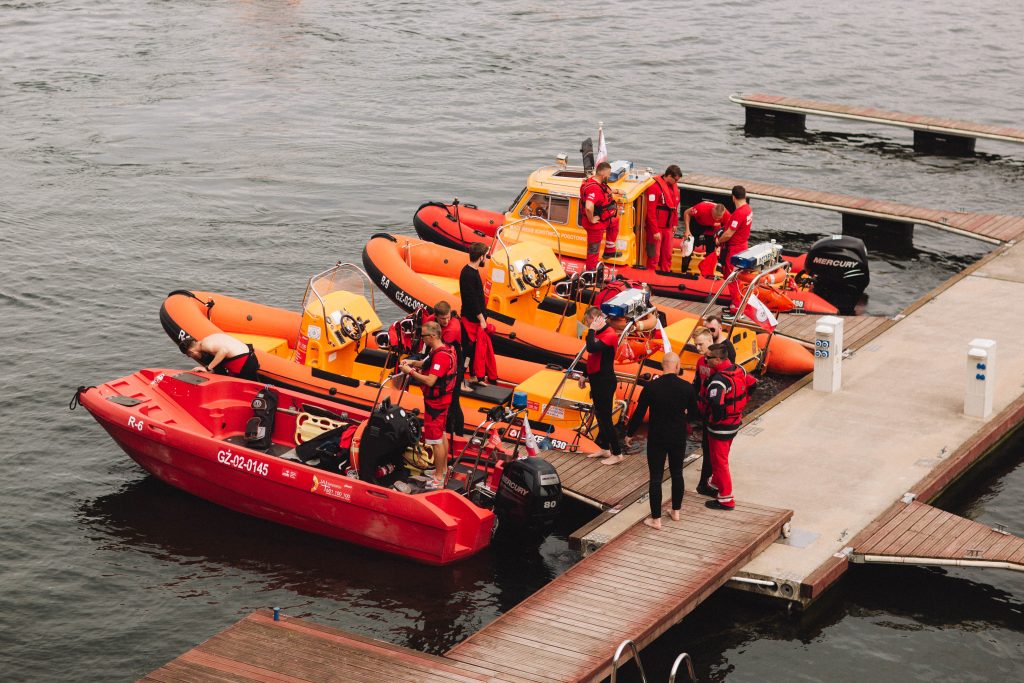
[580,177,616,230]
[645,175,680,232]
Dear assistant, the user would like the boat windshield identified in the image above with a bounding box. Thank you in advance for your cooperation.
[301,263,375,318]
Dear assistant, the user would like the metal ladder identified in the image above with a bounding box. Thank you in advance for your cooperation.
[610,639,697,682]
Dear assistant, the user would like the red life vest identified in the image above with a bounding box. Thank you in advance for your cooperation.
[703,362,754,437]
[421,344,458,402]
[585,326,619,376]
[650,175,680,230]
[579,177,616,229]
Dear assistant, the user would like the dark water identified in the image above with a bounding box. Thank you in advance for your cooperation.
[2,0,1023,680]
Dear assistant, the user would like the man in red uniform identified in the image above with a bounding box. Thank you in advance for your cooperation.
[644,164,683,273]
[581,306,625,465]
[432,300,463,439]
[580,161,621,271]
[683,201,730,278]
[717,186,753,311]
[699,343,756,509]
[399,321,457,489]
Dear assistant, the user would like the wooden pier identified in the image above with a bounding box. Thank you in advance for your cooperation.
[729,93,1024,155]
[145,497,791,682]
[679,172,1024,244]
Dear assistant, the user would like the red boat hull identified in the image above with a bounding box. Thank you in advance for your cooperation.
[413,201,838,315]
[78,370,494,565]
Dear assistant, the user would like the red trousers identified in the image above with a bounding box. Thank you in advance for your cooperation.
[585,222,619,270]
[706,434,735,507]
[646,228,673,272]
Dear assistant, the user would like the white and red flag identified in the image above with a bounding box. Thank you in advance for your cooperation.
[595,124,608,165]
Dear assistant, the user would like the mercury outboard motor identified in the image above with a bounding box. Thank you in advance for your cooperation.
[804,235,870,314]
[495,458,562,535]
[244,386,278,450]
[358,400,420,486]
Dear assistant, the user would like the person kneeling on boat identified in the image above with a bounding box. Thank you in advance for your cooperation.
[399,321,458,489]
[683,201,730,278]
[179,333,259,382]
[581,306,625,465]
[624,353,698,529]
[644,164,683,274]
[699,343,756,510]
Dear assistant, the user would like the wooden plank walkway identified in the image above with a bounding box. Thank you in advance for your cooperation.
[730,93,1024,145]
[651,296,895,351]
[445,496,791,683]
[538,444,678,510]
[850,501,1024,571]
[679,172,1024,243]
[143,610,516,682]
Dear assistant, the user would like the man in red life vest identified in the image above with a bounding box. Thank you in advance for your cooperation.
[179,333,259,381]
[691,327,716,498]
[398,321,457,489]
[644,164,683,273]
[580,161,622,271]
[581,306,625,465]
[717,186,753,312]
[683,201,730,278]
[699,342,756,509]
[432,300,464,439]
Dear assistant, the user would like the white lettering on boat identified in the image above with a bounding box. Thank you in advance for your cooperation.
[216,448,269,477]
[127,416,144,431]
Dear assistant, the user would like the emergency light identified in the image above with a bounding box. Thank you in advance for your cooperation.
[730,241,782,271]
[600,288,651,320]
[609,160,633,182]
[512,391,528,409]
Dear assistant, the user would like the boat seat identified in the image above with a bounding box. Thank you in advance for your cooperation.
[464,383,513,405]
[355,347,396,369]
[223,435,295,457]
[537,296,577,317]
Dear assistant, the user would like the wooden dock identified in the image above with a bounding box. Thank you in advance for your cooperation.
[679,171,1024,244]
[850,501,1024,572]
[729,93,1024,154]
[146,499,790,682]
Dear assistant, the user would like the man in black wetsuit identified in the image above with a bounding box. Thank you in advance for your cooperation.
[459,241,489,389]
[624,352,699,529]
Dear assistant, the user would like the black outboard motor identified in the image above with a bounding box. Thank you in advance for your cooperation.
[244,386,278,450]
[495,458,562,535]
[803,235,870,314]
[357,400,420,486]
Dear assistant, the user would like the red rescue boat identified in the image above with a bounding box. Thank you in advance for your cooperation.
[74,369,563,565]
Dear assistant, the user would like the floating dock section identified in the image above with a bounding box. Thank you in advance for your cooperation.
[729,92,1024,155]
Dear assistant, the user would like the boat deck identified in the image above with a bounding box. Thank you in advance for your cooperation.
[730,93,1024,146]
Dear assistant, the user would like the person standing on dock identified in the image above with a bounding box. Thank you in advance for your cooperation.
[644,164,683,273]
[717,186,753,312]
[399,321,458,489]
[691,328,718,497]
[459,242,490,389]
[699,343,756,510]
[683,200,730,278]
[580,161,622,270]
[624,353,698,529]
[581,306,625,465]
[703,313,737,363]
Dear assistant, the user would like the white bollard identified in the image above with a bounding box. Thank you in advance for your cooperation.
[813,316,844,393]
[964,338,996,418]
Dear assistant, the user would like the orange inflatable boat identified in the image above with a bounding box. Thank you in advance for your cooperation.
[361,233,814,376]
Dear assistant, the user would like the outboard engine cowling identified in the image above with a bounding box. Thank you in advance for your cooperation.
[495,457,562,535]
[244,386,278,450]
[804,235,870,314]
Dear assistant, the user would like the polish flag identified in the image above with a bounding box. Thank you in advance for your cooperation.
[656,318,672,354]
[742,291,779,332]
[595,125,608,165]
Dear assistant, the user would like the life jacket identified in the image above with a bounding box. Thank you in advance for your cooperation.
[585,325,618,376]
[651,175,680,227]
[220,344,259,382]
[703,362,755,437]
[694,355,712,410]
[421,344,458,402]
[579,177,616,228]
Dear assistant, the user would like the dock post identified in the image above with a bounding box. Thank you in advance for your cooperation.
[813,316,844,393]
[841,214,914,251]
[744,107,806,136]
[913,130,976,156]
[964,339,996,418]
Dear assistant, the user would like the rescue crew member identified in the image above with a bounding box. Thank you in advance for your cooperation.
[623,353,698,529]
[581,306,625,465]
[691,327,716,497]
[703,312,736,363]
[399,321,457,489]
[717,186,753,311]
[683,201,730,278]
[179,333,259,382]
[699,343,756,510]
[433,300,464,437]
[459,241,489,389]
[580,161,622,271]
[644,165,683,273]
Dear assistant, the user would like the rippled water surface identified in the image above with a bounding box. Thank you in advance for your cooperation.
[2,1,1023,680]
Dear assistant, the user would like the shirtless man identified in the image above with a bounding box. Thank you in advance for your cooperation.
[179,333,259,381]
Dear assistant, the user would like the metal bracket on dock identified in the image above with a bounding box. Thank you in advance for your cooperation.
[834,546,854,560]
[901,492,917,504]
